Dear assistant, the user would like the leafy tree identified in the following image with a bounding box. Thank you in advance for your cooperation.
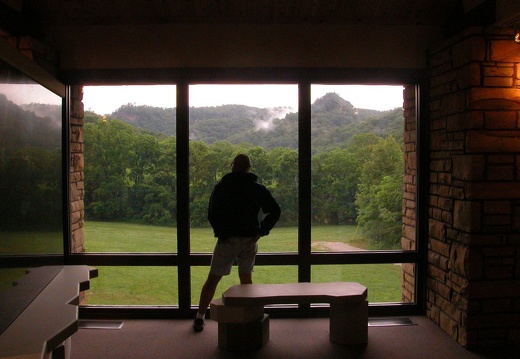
[189,141,213,226]
[355,136,403,249]
[268,147,298,225]
[84,119,137,221]
[112,104,176,136]
[312,149,358,224]
[148,137,177,224]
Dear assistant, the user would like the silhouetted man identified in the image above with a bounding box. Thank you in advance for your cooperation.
[193,154,281,332]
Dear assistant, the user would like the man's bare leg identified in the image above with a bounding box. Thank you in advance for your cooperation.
[196,273,222,317]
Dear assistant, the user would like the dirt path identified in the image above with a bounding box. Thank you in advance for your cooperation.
[311,241,363,251]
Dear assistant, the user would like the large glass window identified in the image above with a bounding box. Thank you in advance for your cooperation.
[77,80,419,312]
[85,266,177,305]
[188,85,298,254]
[0,59,63,259]
[80,85,177,305]
[310,85,405,252]
[312,264,413,303]
[82,85,177,254]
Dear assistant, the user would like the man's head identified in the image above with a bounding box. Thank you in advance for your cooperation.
[231,154,252,173]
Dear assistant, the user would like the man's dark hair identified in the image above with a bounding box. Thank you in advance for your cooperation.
[231,154,252,173]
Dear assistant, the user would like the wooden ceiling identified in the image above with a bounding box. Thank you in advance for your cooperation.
[2,1,514,43]
[20,0,461,26]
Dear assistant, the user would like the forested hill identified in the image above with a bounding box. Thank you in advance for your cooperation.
[98,92,403,151]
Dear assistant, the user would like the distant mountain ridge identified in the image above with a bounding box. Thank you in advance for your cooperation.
[100,92,403,151]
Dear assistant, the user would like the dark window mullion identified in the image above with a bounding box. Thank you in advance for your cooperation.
[298,82,312,283]
[176,82,191,310]
[63,86,71,261]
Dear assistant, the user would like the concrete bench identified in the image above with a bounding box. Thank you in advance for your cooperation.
[210,282,368,351]
[0,265,98,359]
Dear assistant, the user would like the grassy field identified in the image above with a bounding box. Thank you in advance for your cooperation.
[82,221,404,305]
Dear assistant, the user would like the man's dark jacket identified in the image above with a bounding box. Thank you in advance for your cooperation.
[208,172,281,240]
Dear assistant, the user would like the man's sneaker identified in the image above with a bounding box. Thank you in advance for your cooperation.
[193,318,205,332]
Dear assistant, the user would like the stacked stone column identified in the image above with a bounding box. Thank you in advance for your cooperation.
[70,85,85,253]
[426,27,520,348]
[402,85,418,303]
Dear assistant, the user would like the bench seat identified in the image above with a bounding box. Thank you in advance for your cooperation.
[222,282,367,306]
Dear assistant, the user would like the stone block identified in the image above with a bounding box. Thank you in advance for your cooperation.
[486,165,514,181]
[468,182,520,200]
[71,98,84,118]
[448,243,469,276]
[218,314,269,352]
[484,111,517,130]
[482,200,511,214]
[483,76,513,88]
[210,298,264,323]
[439,311,458,341]
[329,300,368,345]
[467,130,520,152]
[490,40,520,62]
[453,200,481,232]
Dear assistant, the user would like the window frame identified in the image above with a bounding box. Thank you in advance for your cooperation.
[63,68,426,318]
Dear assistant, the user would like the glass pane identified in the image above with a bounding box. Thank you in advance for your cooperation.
[0,59,63,255]
[189,85,298,253]
[192,265,298,305]
[82,85,177,253]
[84,222,176,252]
[83,266,178,305]
[312,263,414,303]
[310,85,404,251]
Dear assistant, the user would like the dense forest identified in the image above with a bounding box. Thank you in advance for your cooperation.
[84,93,404,249]
[109,92,403,151]
[0,94,63,230]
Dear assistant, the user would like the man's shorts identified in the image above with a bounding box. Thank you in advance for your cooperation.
[209,236,258,276]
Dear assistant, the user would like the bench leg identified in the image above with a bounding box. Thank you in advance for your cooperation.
[218,314,270,352]
[329,300,368,345]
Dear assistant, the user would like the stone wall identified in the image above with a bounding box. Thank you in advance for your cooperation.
[70,85,85,253]
[402,85,417,303]
[427,27,520,348]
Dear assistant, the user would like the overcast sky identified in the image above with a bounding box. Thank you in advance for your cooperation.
[82,84,404,115]
[0,84,62,106]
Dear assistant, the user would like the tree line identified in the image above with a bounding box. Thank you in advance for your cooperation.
[110,92,404,152]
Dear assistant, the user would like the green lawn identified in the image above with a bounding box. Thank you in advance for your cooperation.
[0,222,405,304]
[82,221,405,305]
